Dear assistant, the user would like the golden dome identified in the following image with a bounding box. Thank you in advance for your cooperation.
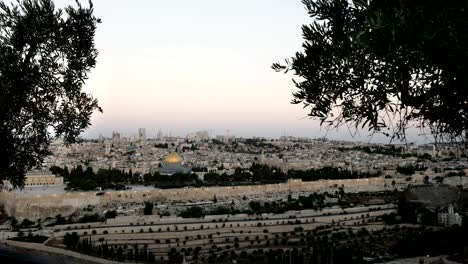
[164,152,183,164]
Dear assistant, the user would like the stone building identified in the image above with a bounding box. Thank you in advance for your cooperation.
[438,204,462,226]
[4,171,64,187]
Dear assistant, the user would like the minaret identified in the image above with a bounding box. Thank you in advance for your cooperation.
[448,204,454,215]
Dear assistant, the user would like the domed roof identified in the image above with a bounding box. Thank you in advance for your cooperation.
[164,152,183,164]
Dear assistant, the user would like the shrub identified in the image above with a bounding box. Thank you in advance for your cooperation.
[104,210,117,219]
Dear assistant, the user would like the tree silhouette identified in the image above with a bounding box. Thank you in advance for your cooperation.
[273,0,468,142]
[143,201,154,215]
[0,0,101,187]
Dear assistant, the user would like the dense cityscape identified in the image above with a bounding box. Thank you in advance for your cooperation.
[2,0,468,263]
[1,129,467,263]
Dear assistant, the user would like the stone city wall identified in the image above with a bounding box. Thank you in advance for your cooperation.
[0,191,17,217]
[0,177,405,220]
[0,191,100,220]
[99,178,392,204]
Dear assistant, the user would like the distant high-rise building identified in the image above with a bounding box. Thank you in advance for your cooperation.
[98,134,104,144]
[215,130,235,143]
[138,128,146,141]
[186,130,209,141]
[105,141,111,155]
[157,129,163,140]
[112,131,120,143]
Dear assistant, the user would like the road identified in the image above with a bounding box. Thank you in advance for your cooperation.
[0,247,65,264]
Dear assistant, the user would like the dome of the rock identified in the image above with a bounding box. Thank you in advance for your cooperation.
[159,152,191,175]
[163,152,183,164]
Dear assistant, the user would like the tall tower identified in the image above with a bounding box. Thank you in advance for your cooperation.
[138,128,146,141]
[157,129,163,140]
[225,130,231,143]
[105,141,111,155]
[112,131,120,144]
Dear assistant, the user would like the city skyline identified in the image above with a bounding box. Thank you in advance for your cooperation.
[44,0,428,143]
[83,126,432,145]
[0,1,465,263]
[54,0,315,139]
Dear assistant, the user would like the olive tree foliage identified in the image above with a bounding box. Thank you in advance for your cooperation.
[0,0,101,187]
[273,0,468,143]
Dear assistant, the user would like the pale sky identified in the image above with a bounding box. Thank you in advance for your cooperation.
[50,0,425,143]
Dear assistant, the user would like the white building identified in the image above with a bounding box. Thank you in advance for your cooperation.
[105,141,111,155]
[438,204,462,226]
[186,130,210,142]
[216,134,235,143]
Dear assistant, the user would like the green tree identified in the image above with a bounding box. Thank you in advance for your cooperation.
[143,201,153,215]
[49,166,64,176]
[63,232,80,249]
[0,0,101,187]
[249,201,262,212]
[273,0,468,142]
[104,210,117,219]
[168,248,183,264]
[179,206,204,218]
[423,175,430,184]
[10,217,18,230]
